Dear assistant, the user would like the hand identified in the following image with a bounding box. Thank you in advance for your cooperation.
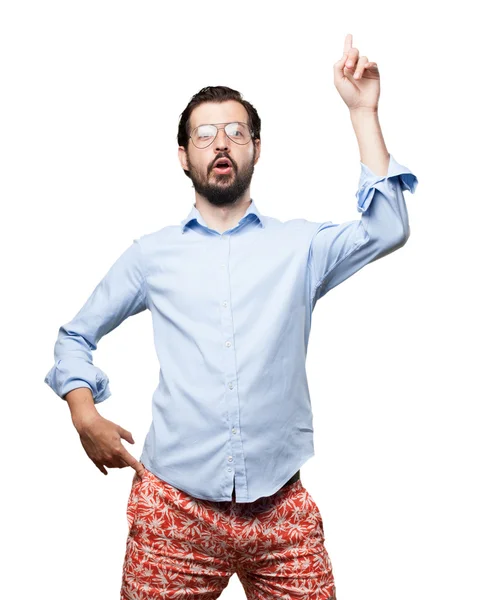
[74,413,146,478]
[333,33,380,112]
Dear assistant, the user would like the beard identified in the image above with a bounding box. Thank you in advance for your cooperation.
[186,150,256,207]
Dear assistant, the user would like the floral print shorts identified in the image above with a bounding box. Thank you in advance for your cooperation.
[120,466,337,599]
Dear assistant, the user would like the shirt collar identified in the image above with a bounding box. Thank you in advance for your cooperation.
[180,198,265,233]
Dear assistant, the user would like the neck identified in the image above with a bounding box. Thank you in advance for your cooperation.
[194,194,252,234]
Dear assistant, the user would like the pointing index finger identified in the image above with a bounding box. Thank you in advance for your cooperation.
[343,33,353,54]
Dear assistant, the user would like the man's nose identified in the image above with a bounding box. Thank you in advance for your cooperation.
[215,127,230,149]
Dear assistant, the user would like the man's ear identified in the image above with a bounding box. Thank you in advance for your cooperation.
[178,146,189,171]
[253,139,261,165]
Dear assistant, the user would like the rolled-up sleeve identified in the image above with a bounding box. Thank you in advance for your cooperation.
[44,239,149,403]
[309,154,418,304]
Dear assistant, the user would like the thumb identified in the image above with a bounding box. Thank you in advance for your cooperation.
[119,427,135,445]
[333,52,349,80]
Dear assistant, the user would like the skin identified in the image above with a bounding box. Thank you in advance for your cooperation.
[334,32,380,112]
[178,100,261,234]
[334,33,389,176]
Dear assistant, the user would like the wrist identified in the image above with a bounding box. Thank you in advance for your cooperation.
[64,387,99,430]
[72,410,101,434]
[350,106,379,118]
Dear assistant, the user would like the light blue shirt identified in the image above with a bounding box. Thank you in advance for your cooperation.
[45,153,418,502]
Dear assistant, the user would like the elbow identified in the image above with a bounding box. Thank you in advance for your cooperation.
[395,222,411,248]
[385,228,410,253]
[367,227,410,262]
[383,218,411,250]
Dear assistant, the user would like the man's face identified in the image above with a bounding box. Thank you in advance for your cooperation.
[178,100,261,207]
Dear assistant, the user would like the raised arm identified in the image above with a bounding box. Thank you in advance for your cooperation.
[309,34,419,305]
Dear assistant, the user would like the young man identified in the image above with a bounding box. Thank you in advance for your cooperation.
[45,35,418,600]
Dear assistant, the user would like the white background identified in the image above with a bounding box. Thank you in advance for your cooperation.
[2,1,477,599]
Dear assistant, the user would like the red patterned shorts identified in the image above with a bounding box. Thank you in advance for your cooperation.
[120,466,337,599]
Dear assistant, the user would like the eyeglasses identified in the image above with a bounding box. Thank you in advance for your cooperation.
[189,121,253,149]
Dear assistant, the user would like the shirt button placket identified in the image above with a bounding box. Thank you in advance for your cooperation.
[219,233,241,495]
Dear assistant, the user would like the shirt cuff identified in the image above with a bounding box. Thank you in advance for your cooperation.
[356,153,419,214]
[44,358,111,404]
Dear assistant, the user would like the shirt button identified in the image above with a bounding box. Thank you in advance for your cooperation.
[227,467,232,472]
[225,341,231,347]
[228,381,234,389]
[228,456,233,462]
[220,264,225,268]
[222,301,228,307]
[232,428,236,434]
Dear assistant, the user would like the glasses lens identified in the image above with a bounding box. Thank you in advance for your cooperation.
[192,122,251,148]
[225,122,250,144]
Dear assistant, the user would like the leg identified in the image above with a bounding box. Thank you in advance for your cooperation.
[232,480,337,599]
[120,468,236,599]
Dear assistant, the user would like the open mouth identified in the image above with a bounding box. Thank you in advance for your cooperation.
[213,161,233,174]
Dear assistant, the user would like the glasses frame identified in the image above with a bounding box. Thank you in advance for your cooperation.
[189,121,254,149]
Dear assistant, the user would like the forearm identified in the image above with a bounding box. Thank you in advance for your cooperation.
[350,108,389,176]
[64,387,99,430]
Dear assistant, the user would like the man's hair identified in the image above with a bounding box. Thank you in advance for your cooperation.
[177,85,262,179]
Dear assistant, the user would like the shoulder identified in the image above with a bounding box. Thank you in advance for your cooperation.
[135,224,179,250]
